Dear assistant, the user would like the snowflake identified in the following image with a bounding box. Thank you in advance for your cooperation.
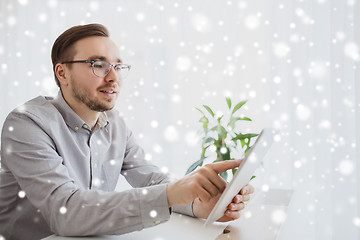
[18,190,26,198]
[236,208,250,219]
[176,56,192,71]
[263,104,270,112]
[136,12,146,22]
[318,119,331,129]
[48,0,57,8]
[261,184,270,192]
[220,147,227,154]
[294,160,302,168]
[161,166,168,173]
[149,210,157,218]
[296,104,311,120]
[59,206,67,214]
[89,1,99,11]
[168,17,178,26]
[163,126,179,142]
[171,94,181,103]
[271,209,286,224]
[273,134,281,142]
[344,42,359,61]
[244,15,260,30]
[153,144,163,153]
[185,131,199,146]
[238,1,247,9]
[273,42,290,58]
[38,13,47,22]
[92,178,101,187]
[145,153,152,161]
[347,0,356,6]
[150,120,159,128]
[273,76,281,84]
[191,13,211,32]
[353,217,360,227]
[17,0,28,5]
[338,160,354,175]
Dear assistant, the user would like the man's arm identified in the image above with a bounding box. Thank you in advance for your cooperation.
[1,111,171,236]
[119,126,194,216]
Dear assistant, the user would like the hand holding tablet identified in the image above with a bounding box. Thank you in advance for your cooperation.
[204,128,275,227]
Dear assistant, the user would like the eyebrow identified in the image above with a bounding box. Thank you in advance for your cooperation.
[87,55,122,64]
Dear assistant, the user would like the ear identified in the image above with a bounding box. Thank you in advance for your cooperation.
[55,63,69,87]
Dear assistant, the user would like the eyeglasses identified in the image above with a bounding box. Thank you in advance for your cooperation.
[61,59,131,79]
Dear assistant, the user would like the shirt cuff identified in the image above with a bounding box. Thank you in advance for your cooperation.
[172,201,195,217]
[138,184,171,228]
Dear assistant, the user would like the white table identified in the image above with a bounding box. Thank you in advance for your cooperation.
[43,188,294,240]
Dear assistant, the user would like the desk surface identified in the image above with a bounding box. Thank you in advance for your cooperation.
[43,189,293,240]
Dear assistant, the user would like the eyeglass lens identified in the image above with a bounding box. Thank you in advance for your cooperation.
[92,61,129,78]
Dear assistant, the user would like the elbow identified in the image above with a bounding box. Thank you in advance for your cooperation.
[48,213,89,236]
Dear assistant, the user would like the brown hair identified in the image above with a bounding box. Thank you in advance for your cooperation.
[51,23,109,87]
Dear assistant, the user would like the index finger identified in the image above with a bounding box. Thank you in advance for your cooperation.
[207,159,242,174]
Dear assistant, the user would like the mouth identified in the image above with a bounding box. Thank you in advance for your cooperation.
[100,90,116,94]
[99,89,118,99]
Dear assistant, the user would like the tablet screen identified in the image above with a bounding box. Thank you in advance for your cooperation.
[204,128,274,227]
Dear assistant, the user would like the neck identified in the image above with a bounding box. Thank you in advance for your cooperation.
[61,90,100,129]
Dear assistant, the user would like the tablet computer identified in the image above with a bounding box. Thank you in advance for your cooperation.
[204,128,274,227]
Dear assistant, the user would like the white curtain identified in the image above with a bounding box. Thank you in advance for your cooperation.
[0,0,359,239]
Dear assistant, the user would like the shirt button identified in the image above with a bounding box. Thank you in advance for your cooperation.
[74,126,79,131]
[154,220,161,225]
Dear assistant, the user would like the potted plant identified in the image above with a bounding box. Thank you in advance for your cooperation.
[186,97,259,182]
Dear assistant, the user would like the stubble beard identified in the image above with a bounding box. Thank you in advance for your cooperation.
[71,84,115,112]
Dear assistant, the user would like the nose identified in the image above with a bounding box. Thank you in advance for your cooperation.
[104,65,119,83]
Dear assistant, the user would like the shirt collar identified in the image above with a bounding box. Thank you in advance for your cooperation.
[51,91,109,132]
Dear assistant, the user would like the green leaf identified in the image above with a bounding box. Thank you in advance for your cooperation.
[228,116,252,129]
[204,137,215,144]
[240,139,246,148]
[217,115,224,124]
[218,125,227,139]
[245,146,251,155]
[232,100,247,115]
[232,168,237,175]
[220,171,228,182]
[236,117,252,121]
[232,133,259,141]
[210,126,218,131]
[250,175,256,181]
[195,107,205,116]
[226,97,232,109]
[199,116,209,129]
[185,157,207,175]
[200,145,210,158]
[203,105,215,118]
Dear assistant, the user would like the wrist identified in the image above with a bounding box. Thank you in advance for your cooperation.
[166,182,176,207]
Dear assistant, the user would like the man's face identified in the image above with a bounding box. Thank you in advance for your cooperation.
[65,36,122,112]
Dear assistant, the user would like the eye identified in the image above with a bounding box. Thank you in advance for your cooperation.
[93,61,106,69]
[114,64,124,71]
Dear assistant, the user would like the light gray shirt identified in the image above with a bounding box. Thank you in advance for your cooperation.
[0,92,193,240]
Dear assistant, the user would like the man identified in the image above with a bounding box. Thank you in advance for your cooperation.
[0,24,253,239]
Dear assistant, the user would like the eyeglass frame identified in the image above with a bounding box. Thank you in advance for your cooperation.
[61,59,131,78]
